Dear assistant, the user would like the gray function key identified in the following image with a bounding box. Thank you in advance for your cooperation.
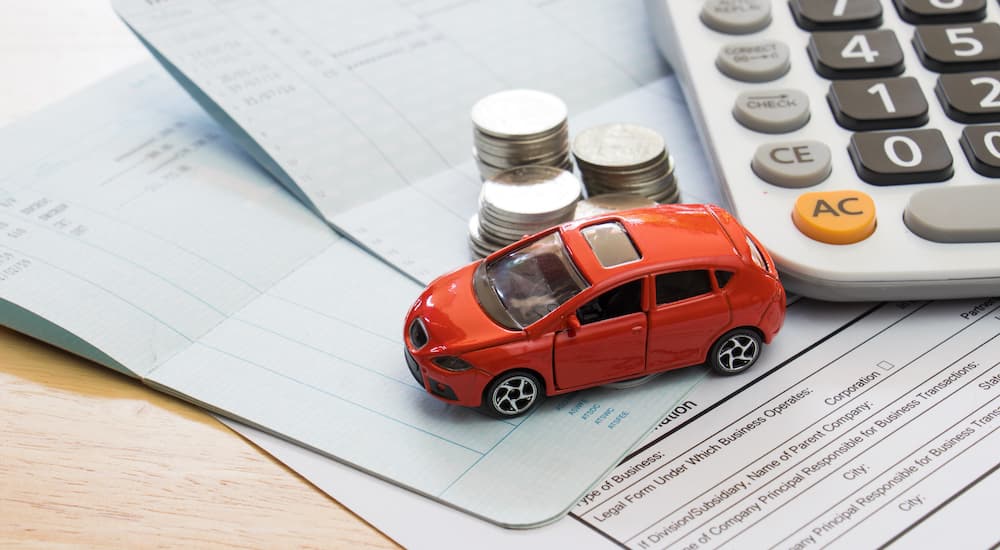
[913,23,1000,73]
[828,77,929,130]
[701,0,772,34]
[893,0,987,24]
[751,140,832,187]
[790,0,882,30]
[960,124,1000,177]
[733,89,811,133]
[717,40,790,82]
[904,184,1000,242]
[848,129,953,185]
[808,29,905,79]
[936,72,1000,123]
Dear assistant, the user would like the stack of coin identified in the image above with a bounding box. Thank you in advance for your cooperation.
[573,192,659,220]
[471,90,573,180]
[469,166,582,257]
[572,123,679,203]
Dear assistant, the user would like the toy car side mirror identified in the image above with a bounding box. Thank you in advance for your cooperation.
[566,313,582,337]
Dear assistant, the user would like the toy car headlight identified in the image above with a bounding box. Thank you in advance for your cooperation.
[432,356,475,372]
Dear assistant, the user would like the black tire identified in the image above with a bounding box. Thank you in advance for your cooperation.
[481,371,544,418]
[708,328,762,375]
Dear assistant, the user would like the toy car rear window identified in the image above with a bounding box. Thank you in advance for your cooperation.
[580,222,640,268]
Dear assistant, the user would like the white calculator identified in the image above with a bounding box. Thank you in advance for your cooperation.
[646,0,1000,301]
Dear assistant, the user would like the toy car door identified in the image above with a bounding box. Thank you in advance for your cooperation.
[553,278,647,389]
[646,269,731,371]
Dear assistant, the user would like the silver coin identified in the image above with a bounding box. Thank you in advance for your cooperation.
[649,185,682,204]
[579,152,673,182]
[480,166,582,218]
[468,215,506,257]
[573,193,659,219]
[572,123,666,169]
[471,90,568,139]
[474,146,570,168]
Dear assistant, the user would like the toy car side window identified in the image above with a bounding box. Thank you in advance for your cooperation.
[655,270,712,305]
[576,279,643,325]
[715,270,734,288]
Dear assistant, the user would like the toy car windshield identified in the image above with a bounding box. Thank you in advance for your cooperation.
[476,231,589,329]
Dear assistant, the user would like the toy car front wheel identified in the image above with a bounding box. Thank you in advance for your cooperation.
[482,371,543,418]
[708,328,762,375]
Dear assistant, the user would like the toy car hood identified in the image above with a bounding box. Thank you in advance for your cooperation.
[407,262,522,355]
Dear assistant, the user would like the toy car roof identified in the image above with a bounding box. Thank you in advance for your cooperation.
[558,204,744,281]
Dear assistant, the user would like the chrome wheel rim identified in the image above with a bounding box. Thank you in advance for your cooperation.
[492,375,538,415]
[717,334,759,372]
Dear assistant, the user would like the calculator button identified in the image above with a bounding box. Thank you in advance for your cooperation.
[912,23,1000,73]
[733,89,811,133]
[959,124,1000,177]
[790,0,882,30]
[904,185,1000,242]
[935,71,1000,123]
[717,40,790,82]
[701,0,772,34]
[792,190,877,244]
[892,0,987,24]
[752,140,832,187]
[848,129,954,184]
[828,77,929,130]
[808,30,905,79]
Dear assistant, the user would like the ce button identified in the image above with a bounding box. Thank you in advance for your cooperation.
[752,140,832,188]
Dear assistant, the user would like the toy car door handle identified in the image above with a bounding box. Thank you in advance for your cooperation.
[631,325,643,333]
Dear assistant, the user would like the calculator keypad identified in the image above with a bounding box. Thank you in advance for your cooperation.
[701,0,773,34]
[658,0,1000,298]
[892,0,987,24]
[935,71,1000,122]
[751,140,832,187]
[848,129,954,184]
[790,0,883,30]
[733,89,812,132]
[808,29,905,78]
[959,124,1000,176]
[791,189,878,244]
[904,184,1000,242]
[717,40,792,82]
[912,23,1000,72]
[828,76,929,129]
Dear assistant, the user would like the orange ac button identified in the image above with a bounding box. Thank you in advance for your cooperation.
[792,190,876,245]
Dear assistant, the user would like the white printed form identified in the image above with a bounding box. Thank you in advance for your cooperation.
[574,299,1000,548]
[0,65,708,527]
[110,0,715,282]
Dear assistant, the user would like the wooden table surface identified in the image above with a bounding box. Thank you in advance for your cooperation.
[0,326,398,548]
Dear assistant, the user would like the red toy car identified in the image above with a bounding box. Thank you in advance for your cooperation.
[404,204,785,418]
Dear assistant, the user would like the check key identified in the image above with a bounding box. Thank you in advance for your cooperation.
[734,89,811,133]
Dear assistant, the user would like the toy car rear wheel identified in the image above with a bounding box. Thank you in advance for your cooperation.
[708,328,762,375]
[482,371,543,418]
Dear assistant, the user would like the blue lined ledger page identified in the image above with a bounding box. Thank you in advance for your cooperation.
[112,0,716,283]
[0,65,706,527]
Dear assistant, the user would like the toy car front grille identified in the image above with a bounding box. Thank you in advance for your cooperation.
[404,349,424,386]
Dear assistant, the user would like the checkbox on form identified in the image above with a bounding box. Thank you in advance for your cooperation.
[877,360,895,371]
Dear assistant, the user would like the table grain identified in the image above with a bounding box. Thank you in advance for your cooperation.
[0,326,398,548]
